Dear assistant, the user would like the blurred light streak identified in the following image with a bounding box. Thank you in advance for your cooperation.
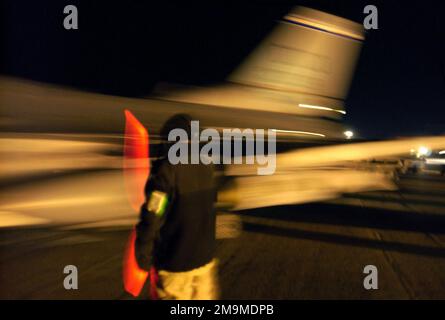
[284,8,365,41]
[219,169,396,210]
[0,211,49,227]
[426,158,445,165]
[225,135,445,176]
[299,103,346,115]
[3,196,117,210]
[272,129,325,137]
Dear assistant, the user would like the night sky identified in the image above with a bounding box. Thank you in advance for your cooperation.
[2,0,445,138]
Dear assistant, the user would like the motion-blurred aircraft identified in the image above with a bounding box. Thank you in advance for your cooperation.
[1,7,445,227]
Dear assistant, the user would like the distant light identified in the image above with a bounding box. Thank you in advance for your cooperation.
[299,104,346,115]
[417,146,431,157]
[439,150,445,155]
[272,129,326,137]
[343,130,354,139]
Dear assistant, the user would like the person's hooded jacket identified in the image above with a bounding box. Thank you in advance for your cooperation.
[135,114,217,272]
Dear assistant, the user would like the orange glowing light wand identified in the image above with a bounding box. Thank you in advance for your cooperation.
[122,109,151,297]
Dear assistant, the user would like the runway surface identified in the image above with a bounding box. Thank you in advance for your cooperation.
[1,173,445,299]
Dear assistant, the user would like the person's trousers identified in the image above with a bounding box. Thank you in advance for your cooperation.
[156,259,220,300]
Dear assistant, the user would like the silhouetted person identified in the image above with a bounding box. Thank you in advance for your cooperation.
[135,114,219,299]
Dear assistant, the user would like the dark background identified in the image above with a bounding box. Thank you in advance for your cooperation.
[1,0,445,138]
